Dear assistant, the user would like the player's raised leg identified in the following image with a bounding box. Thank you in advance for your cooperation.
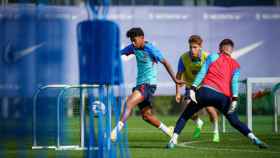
[140,106,174,137]
[110,90,143,142]
[224,111,268,149]
[199,86,268,149]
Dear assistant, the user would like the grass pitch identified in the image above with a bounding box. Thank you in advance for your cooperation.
[1,115,279,158]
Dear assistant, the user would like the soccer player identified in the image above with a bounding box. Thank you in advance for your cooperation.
[110,27,185,142]
[175,35,220,142]
[167,39,268,149]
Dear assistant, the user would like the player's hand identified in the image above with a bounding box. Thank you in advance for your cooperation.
[175,94,181,103]
[228,97,238,114]
[175,79,185,86]
[178,83,184,88]
[190,86,198,103]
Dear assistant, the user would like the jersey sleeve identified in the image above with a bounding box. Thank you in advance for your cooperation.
[192,53,218,87]
[144,43,164,62]
[120,44,134,56]
[231,68,240,97]
[177,57,185,73]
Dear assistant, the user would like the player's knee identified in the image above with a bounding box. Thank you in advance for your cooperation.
[141,110,153,121]
[124,107,133,116]
[207,107,218,116]
[191,113,198,120]
[208,113,216,122]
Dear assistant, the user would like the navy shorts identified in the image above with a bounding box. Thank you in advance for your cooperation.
[184,88,191,100]
[132,84,157,110]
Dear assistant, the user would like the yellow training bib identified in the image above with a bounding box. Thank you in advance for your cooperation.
[181,51,208,87]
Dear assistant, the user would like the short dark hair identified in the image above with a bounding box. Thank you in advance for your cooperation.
[219,39,234,48]
[188,35,203,45]
[126,27,144,41]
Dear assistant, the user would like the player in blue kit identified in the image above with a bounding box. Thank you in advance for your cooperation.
[111,27,185,142]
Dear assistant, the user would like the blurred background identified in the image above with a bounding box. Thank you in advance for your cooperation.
[0,0,280,158]
[1,0,280,6]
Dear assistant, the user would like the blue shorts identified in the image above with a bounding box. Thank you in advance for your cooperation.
[132,84,157,110]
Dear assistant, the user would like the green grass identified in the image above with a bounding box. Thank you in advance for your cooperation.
[127,115,280,158]
[1,115,280,158]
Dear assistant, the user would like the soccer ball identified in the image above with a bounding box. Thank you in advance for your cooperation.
[92,101,106,116]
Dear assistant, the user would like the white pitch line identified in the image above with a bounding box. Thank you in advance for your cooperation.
[177,140,280,154]
[177,140,210,146]
[128,128,216,134]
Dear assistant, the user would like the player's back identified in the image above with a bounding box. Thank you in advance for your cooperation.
[203,53,240,97]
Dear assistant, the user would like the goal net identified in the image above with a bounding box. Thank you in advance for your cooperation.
[222,77,280,134]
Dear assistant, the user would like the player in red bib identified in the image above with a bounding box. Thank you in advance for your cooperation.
[167,39,268,149]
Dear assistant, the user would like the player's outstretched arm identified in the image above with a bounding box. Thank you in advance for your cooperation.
[228,68,240,114]
[231,69,240,98]
[160,59,185,86]
[120,44,134,56]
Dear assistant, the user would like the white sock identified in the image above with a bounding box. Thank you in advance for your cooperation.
[247,133,257,141]
[159,122,169,134]
[113,121,124,133]
[193,118,204,128]
[213,120,219,134]
[170,133,179,144]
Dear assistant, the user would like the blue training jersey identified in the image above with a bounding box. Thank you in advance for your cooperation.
[121,42,164,86]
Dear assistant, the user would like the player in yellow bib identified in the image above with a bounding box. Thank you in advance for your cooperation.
[175,35,220,142]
